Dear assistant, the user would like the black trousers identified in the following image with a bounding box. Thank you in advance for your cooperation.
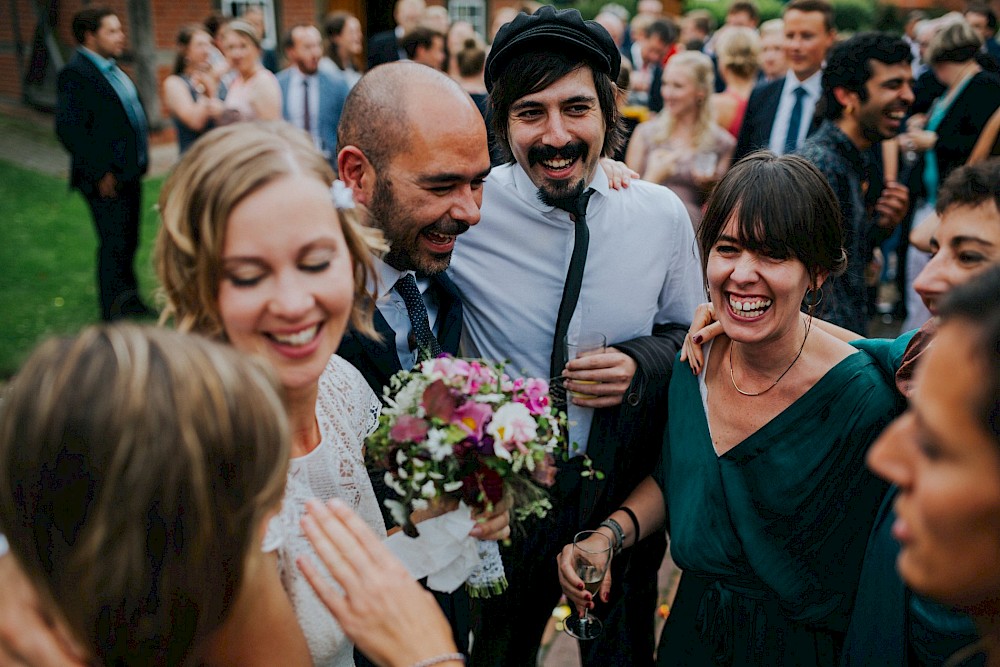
[471,471,664,667]
[83,178,142,321]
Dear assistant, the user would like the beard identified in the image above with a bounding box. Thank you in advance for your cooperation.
[369,174,468,276]
[529,141,589,210]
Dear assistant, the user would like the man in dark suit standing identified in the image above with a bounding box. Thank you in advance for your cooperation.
[733,0,836,161]
[56,7,151,321]
[367,0,426,69]
[335,62,492,663]
[278,24,350,172]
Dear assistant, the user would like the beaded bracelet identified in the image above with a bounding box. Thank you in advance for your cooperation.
[408,652,466,667]
[599,518,625,555]
[616,505,641,543]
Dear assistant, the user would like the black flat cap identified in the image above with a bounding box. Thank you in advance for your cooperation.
[484,6,621,92]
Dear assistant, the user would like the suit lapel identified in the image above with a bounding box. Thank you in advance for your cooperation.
[432,273,464,355]
[361,307,403,382]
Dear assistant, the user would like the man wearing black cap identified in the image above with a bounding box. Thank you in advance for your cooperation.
[448,6,703,665]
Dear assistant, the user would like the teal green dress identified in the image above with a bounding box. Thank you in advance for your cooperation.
[654,348,902,666]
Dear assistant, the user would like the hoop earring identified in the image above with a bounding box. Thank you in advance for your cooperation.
[803,286,824,309]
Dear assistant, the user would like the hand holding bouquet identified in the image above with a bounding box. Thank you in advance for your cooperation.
[367,356,564,596]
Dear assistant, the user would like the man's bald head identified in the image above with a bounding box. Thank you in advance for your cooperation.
[338,62,482,171]
[336,62,490,275]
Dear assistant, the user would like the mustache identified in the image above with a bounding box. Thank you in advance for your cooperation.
[423,219,470,237]
[528,142,587,166]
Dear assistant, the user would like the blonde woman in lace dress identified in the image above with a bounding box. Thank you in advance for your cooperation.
[155,121,385,666]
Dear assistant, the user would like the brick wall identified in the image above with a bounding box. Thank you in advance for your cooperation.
[0,0,324,114]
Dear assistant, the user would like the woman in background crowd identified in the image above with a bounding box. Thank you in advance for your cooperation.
[453,36,488,117]
[323,11,364,88]
[219,21,281,122]
[626,51,734,229]
[712,26,760,139]
[163,24,224,153]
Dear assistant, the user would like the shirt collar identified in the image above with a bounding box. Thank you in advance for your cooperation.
[290,67,316,84]
[510,159,609,217]
[785,68,823,97]
[80,46,115,72]
[370,254,429,300]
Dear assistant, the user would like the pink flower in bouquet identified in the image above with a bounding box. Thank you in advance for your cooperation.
[515,378,550,415]
[487,402,538,457]
[428,356,472,380]
[462,361,499,394]
[390,415,429,443]
[453,401,493,441]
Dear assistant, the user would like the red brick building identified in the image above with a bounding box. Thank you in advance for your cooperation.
[0,0,473,128]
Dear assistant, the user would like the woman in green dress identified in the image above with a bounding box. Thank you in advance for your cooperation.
[557,152,902,666]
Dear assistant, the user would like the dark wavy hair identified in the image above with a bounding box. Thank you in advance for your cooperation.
[820,32,912,121]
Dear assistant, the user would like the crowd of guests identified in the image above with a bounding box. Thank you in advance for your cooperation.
[8,1,1000,666]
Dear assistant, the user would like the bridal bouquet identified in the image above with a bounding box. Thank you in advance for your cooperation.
[367,355,563,597]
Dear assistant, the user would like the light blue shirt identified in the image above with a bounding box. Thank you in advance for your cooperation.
[450,164,704,454]
[768,68,823,155]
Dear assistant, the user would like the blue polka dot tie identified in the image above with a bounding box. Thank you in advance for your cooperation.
[395,273,443,365]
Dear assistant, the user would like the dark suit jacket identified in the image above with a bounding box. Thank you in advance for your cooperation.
[56,50,148,193]
[733,77,822,162]
[367,29,402,70]
[337,271,463,395]
[733,77,784,162]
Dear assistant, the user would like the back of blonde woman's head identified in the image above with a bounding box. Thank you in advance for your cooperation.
[716,26,761,80]
[155,121,377,339]
[0,324,290,665]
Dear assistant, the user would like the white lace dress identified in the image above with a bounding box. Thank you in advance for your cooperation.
[264,355,386,667]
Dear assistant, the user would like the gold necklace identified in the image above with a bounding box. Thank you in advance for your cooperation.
[728,319,810,397]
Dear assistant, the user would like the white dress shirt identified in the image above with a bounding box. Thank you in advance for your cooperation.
[285,68,322,150]
[370,255,440,371]
[768,69,824,155]
[449,163,704,453]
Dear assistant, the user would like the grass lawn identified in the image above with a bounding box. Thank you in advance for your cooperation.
[0,159,163,377]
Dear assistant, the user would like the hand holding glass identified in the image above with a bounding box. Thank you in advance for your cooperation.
[563,530,613,640]
[564,332,607,400]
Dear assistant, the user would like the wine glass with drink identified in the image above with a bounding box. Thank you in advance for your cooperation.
[563,530,613,640]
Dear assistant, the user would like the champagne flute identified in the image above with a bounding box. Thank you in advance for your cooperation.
[563,530,613,640]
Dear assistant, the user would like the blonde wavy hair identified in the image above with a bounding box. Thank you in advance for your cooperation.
[155,121,380,340]
[650,50,717,150]
[0,325,290,665]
